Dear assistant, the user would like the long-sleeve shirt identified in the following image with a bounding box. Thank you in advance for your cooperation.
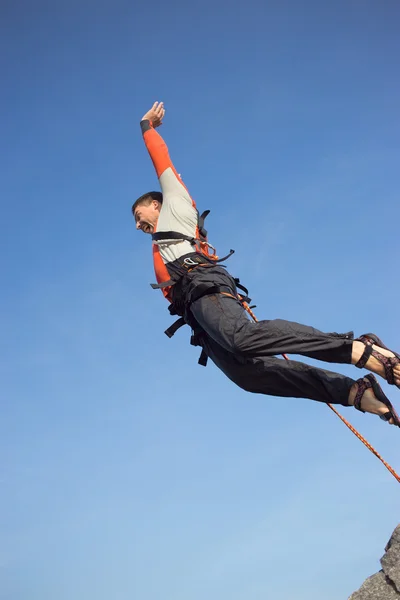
[141,120,199,264]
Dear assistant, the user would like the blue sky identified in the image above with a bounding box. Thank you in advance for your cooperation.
[1,1,400,598]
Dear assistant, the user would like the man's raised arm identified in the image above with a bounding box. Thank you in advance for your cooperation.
[140,101,184,186]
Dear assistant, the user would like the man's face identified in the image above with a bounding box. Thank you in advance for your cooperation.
[134,201,160,234]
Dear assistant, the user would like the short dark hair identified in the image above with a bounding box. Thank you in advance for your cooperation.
[132,191,163,215]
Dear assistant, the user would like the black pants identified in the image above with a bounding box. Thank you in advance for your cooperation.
[187,266,355,406]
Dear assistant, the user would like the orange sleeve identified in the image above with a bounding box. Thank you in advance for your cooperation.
[140,120,188,190]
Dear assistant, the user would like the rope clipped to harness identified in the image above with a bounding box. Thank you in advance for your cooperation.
[240,300,400,485]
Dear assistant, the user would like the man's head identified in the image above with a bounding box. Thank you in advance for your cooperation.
[132,191,163,234]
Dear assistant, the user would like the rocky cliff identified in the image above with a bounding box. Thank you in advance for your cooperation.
[349,525,400,599]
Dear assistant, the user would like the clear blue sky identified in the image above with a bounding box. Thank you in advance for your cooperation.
[1,1,400,598]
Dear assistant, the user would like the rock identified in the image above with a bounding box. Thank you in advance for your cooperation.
[349,525,400,599]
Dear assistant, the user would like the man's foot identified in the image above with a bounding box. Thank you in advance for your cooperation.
[352,337,400,387]
[348,375,400,426]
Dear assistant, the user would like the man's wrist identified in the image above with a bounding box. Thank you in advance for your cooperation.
[140,119,153,134]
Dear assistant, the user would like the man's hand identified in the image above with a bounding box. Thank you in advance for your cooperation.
[141,101,165,128]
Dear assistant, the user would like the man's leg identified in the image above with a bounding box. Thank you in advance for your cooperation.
[187,265,400,386]
[190,292,400,388]
[191,293,353,364]
[202,333,354,405]
[200,323,397,421]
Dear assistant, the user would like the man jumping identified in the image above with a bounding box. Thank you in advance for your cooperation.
[133,101,400,427]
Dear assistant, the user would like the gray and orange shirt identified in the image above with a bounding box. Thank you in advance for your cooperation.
[141,119,210,301]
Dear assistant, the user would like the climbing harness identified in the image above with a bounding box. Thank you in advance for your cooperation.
[150,207,244,365]
[150,209,234,292]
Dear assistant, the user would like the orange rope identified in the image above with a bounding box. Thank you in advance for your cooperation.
[326,403,400,483]
[240,299,400,484]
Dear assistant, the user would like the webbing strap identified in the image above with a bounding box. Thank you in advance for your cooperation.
[214,249,235,263]
[198,348,208,367]
[198,210,210,237]
[151,279,175,290]
[164,317,186,339]
[190,284,230,304]
[152,231,195,243]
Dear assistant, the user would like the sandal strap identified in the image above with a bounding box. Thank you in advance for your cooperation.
[358,333,395,356]
[365,373,400,427]
[356,334,400,388]
[355,343,373,369]
[353,377,373,413]
[371,350,399,386]
[357,334,374,345]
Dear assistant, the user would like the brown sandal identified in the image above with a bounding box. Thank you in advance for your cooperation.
[353,374,400,427]
[355,333,400,389]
